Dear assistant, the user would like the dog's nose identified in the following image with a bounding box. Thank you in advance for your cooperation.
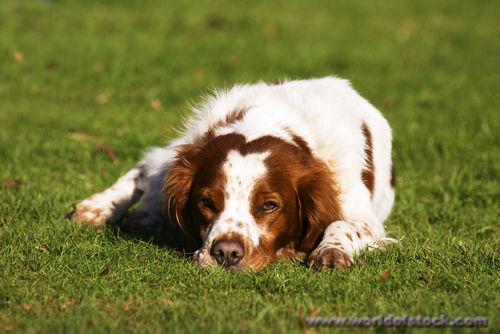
[210,239,245,267]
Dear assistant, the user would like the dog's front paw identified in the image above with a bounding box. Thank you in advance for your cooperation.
[68,197,114,227]
[308,247,353,271]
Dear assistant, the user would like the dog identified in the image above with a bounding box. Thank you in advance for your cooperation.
[70,77,396,271]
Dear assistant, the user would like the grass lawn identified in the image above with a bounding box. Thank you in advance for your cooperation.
[0,0,498,333]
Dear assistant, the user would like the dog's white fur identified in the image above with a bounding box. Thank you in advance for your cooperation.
[71,77,395,268]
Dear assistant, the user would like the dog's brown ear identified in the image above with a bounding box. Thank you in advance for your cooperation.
[162,144,201,239]
[297,158,343,253]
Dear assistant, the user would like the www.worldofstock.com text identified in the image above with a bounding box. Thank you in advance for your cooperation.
[306,315,488,328]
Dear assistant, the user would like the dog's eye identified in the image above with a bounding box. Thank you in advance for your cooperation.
[199,198,216,212]
[262,200,279,213]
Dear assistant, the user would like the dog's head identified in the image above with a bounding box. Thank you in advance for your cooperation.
[163,132,342,271]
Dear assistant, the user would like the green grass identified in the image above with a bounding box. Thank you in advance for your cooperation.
[1,0,499,333]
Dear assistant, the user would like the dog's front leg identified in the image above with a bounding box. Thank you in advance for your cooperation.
[70,167,146,227]
[308,220,394,271]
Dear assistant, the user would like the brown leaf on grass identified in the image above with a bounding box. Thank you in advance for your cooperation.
[0,322,17,331]
[95,93,110,105]
[150,97,162,111]
[162,298,174,306]
[206,14,227,29]
[96,144,117,163]
[309,307,321,318]
[13,51,24,63]
[122,299,138,314]
[45,60,58,70]
[193,67,205,82]
[492,223,499,234]
[356,259,366,267]
[380,270,391,283]
[383,99,393,109]
[60,298,77,311]
[92,61,104,73]
[21,303,34,312]
[94,299,114,314]
[2,179,22,190]
[303,329,318,334]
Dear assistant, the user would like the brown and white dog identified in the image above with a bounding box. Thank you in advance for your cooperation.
[71,77,396,271]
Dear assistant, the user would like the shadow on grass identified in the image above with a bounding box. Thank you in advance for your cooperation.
[104,211,197,257]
